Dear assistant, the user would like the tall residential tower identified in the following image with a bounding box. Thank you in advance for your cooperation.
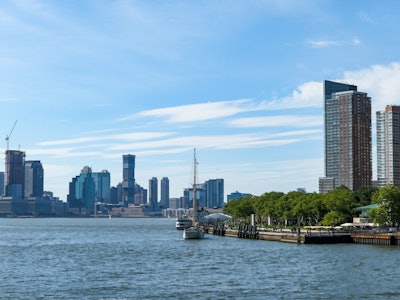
[149,177,158,207]
[5,150,25,198]
[319,80,372,193]
[122,154,135,205]
[24,160,44,198]
[376,105,400,187]
[160,177,169,208]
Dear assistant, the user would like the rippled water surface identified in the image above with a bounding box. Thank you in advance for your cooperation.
[1,218,400,299]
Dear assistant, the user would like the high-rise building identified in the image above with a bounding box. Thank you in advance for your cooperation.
[376,105,400,187]
[206,179,224,208]
[227,191,251,203]
[122,154,135,205]
[24,160,44,198]
[67,166,96,216]
[149,177,158,206]
[0,172,4,196]
[92,170,111,203]
[319,80,372,193]
[160,177,169,208]
[5,150,25,198]
[184,183,206,208]
[134,183,147,205]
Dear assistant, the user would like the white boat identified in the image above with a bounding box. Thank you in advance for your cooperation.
[183,225,204,239]
[183,148,204,240]
[176,216,192,230]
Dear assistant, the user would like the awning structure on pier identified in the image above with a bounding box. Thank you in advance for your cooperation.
[340,222,376,228]
[203,213,232,224]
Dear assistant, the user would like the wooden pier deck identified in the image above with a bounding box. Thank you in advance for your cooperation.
[207,224,400,245]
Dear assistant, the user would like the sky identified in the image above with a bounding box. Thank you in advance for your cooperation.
[1,0,400,201]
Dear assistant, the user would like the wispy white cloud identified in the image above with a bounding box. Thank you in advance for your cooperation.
[306,38,361,48]
[227,115,322,128]
[107,132,315,152]
[129,99,262,123]
[357,11,377,24]
[38,132,174,146]
[307,39,342,48]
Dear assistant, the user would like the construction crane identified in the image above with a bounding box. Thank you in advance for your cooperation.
[5,120,17,150]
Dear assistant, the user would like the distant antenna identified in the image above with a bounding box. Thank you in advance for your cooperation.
[5,120,17,150]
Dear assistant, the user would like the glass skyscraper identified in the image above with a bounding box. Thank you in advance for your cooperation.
[206,179,224,208]
[5,150,25,198]
[160,177,169,208]
[319,80,372,193]
[24,160,44,198]
[149,177,158,207]
[376,105,400,187]
[92,170,111,203]
[122,154,135,205]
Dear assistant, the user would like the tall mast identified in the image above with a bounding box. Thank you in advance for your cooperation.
[193,148,197,223]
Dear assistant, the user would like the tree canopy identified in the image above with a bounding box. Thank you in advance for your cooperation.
[223,185,382,227]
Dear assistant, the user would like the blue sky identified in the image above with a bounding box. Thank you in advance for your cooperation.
[1,0,400,201]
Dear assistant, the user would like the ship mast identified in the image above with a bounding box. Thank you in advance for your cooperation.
[193,148,197,224]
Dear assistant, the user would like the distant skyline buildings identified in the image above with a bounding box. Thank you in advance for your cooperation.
[149,177,158,207]
[24,160,44,198]
[319,80,372,193]
[376,105,400,188]
[5,150,25,198]
[160,177,169,208]
[122,154,135,205]
[205,179,224,208]
[67,166,96,216]
[92,170,111,203]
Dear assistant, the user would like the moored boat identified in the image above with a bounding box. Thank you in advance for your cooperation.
[176,216,192,230]
[183,148,204,240]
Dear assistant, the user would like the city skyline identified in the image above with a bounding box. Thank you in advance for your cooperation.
[1,1,400,200]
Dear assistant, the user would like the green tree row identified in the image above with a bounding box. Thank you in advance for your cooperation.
[223,186,382,227]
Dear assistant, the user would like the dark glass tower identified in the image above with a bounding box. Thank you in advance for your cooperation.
[122,154,135,205]
[160,177,169,208]
[149,177,158,207]
[5,150,25,198]
[24,160,44,198]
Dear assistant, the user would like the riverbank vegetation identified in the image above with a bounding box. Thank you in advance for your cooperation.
[223,185,400,227]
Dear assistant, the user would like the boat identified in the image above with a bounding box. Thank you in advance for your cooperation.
[183,148,205,240]
[176,216,192,230]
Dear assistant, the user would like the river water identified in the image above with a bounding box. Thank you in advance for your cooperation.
[0,217,399,299]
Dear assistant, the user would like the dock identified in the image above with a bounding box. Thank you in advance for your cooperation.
[207,224,400,245]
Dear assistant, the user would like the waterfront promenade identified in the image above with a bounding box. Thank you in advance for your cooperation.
[208,224,400,245]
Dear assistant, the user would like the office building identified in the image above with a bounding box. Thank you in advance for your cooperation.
[5,150,25,198]
[122,154,135,205]
[67,166,96,216]
[134,183,147,205]
[184,183,206,208]
[0,172,4,196]
[227,191,251,202]
[149,177,158,206]
[24,160,44,198]
[376,105,400,187]
[319,80,372,192]
[205,179,224,208]
[92,170,111,203]
[160,177,169,208]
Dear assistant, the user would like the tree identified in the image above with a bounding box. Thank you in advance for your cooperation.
[322,186,356,226]
[370,184,400,227]
[223,196,254,220]
[353,186,378,206]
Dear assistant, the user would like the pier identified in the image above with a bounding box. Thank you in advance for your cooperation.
[206,224,400,245]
